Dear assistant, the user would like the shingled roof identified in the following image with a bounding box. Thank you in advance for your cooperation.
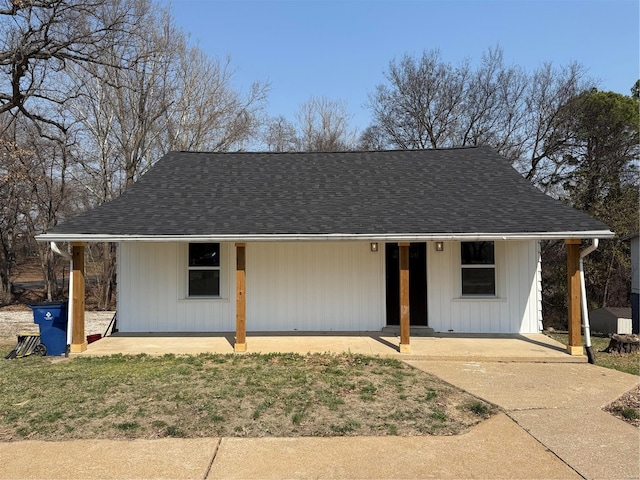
[39,147,612,241]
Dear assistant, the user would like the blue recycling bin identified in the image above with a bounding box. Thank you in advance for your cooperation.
[29,302,68,356]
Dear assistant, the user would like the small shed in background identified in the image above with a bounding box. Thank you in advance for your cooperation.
[590,307,633,335]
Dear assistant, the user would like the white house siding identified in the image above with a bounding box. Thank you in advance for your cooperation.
[117,242,236,332]
[631,236,639,334]
[426,240,541,334]
[116,240,540,334]
[631,236,639,295]
[246,242,385,331]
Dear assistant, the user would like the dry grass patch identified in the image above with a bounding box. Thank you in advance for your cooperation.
[545,333,640,376]
[0,350,495,440]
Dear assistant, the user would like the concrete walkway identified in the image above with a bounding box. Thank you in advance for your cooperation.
[406,360,640,480]
[1,336,638,479]
[0,414,581,479]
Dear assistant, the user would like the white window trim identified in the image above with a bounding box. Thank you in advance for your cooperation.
[460,241,497,298]
[184,242,227,299]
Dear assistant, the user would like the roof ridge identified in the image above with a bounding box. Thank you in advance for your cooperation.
[173,146,494,155]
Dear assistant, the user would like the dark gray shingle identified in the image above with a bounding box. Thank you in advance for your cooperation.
[45,147,610,236]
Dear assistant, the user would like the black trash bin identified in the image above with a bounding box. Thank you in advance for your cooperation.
[29,302,68,356]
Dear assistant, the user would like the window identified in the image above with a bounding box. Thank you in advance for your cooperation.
[188,243,220,297]
[461,241,495,296]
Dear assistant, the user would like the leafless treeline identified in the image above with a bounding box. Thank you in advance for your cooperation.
[1,0,270,305]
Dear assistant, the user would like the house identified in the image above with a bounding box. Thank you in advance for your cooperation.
[623,233,639,334]
[589,307,633,335]
[37,147,613,354]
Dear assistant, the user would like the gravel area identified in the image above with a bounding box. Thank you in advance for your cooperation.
[0,310,114,340]
[605,385,640,428]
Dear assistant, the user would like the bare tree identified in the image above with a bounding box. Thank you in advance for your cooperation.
[0,134,27,303]
[0,0,147,132]
[365,47,594,191]
[0,118,75,304]
[263,115,298,152]
[357,125,388,151]
[367,50,469,149]
[456,47,529,155]
[68,7,269,199]
[516,62,593,192]
[295,96,357,151]
[261,96,357,152]
[164,51,268,153]
[19,125,74,301]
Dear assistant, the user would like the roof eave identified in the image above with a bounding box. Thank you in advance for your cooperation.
[36,230,615,243]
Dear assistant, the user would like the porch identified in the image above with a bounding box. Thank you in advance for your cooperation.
[75,331,586,362]
[64,240,589,357]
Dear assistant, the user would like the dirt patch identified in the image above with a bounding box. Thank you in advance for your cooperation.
[11,261,61,283]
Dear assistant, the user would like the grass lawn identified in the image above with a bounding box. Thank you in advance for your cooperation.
[0,346,495,441]
[545,333,640,376]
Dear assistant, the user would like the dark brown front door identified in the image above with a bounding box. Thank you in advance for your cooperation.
[385,242,427,326]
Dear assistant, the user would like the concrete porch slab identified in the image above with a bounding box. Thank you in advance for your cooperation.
[77,332,586,362]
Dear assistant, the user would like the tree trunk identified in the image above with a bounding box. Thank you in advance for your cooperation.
[98,242,117,310]
[0,267,12,305]
[601,252,615,307]
[40,244,60,302]
[604,334,640,354]
[0,240,14,305]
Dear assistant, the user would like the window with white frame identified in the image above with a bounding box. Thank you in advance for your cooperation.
[461,241,496,296]
[188,243,220,297]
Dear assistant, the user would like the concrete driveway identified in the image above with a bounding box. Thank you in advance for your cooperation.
[406,360,640,480]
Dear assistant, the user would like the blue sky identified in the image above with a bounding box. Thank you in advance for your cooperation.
[163,0,639,135]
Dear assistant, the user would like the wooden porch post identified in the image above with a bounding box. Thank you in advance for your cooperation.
[399,242,411,353]
[566,239,583,355]
[70,242,87,353]
[235,243,247,352]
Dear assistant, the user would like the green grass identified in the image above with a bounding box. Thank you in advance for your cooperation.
[545,333,640,376]
[459,401,493,417]
[610,405,640,421]
[0,349,496,440]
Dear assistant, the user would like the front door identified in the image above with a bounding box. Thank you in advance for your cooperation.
[385,242,427,326]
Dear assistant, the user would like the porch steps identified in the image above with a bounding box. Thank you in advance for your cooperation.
[381,326,435,336]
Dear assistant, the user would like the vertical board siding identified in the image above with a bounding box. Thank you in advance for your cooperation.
[117,240,538,334]
[631,237,639,294]
[117,242,235,332]
[535,241,544,331]
[246,242,385,331]
[427,240,541,334]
